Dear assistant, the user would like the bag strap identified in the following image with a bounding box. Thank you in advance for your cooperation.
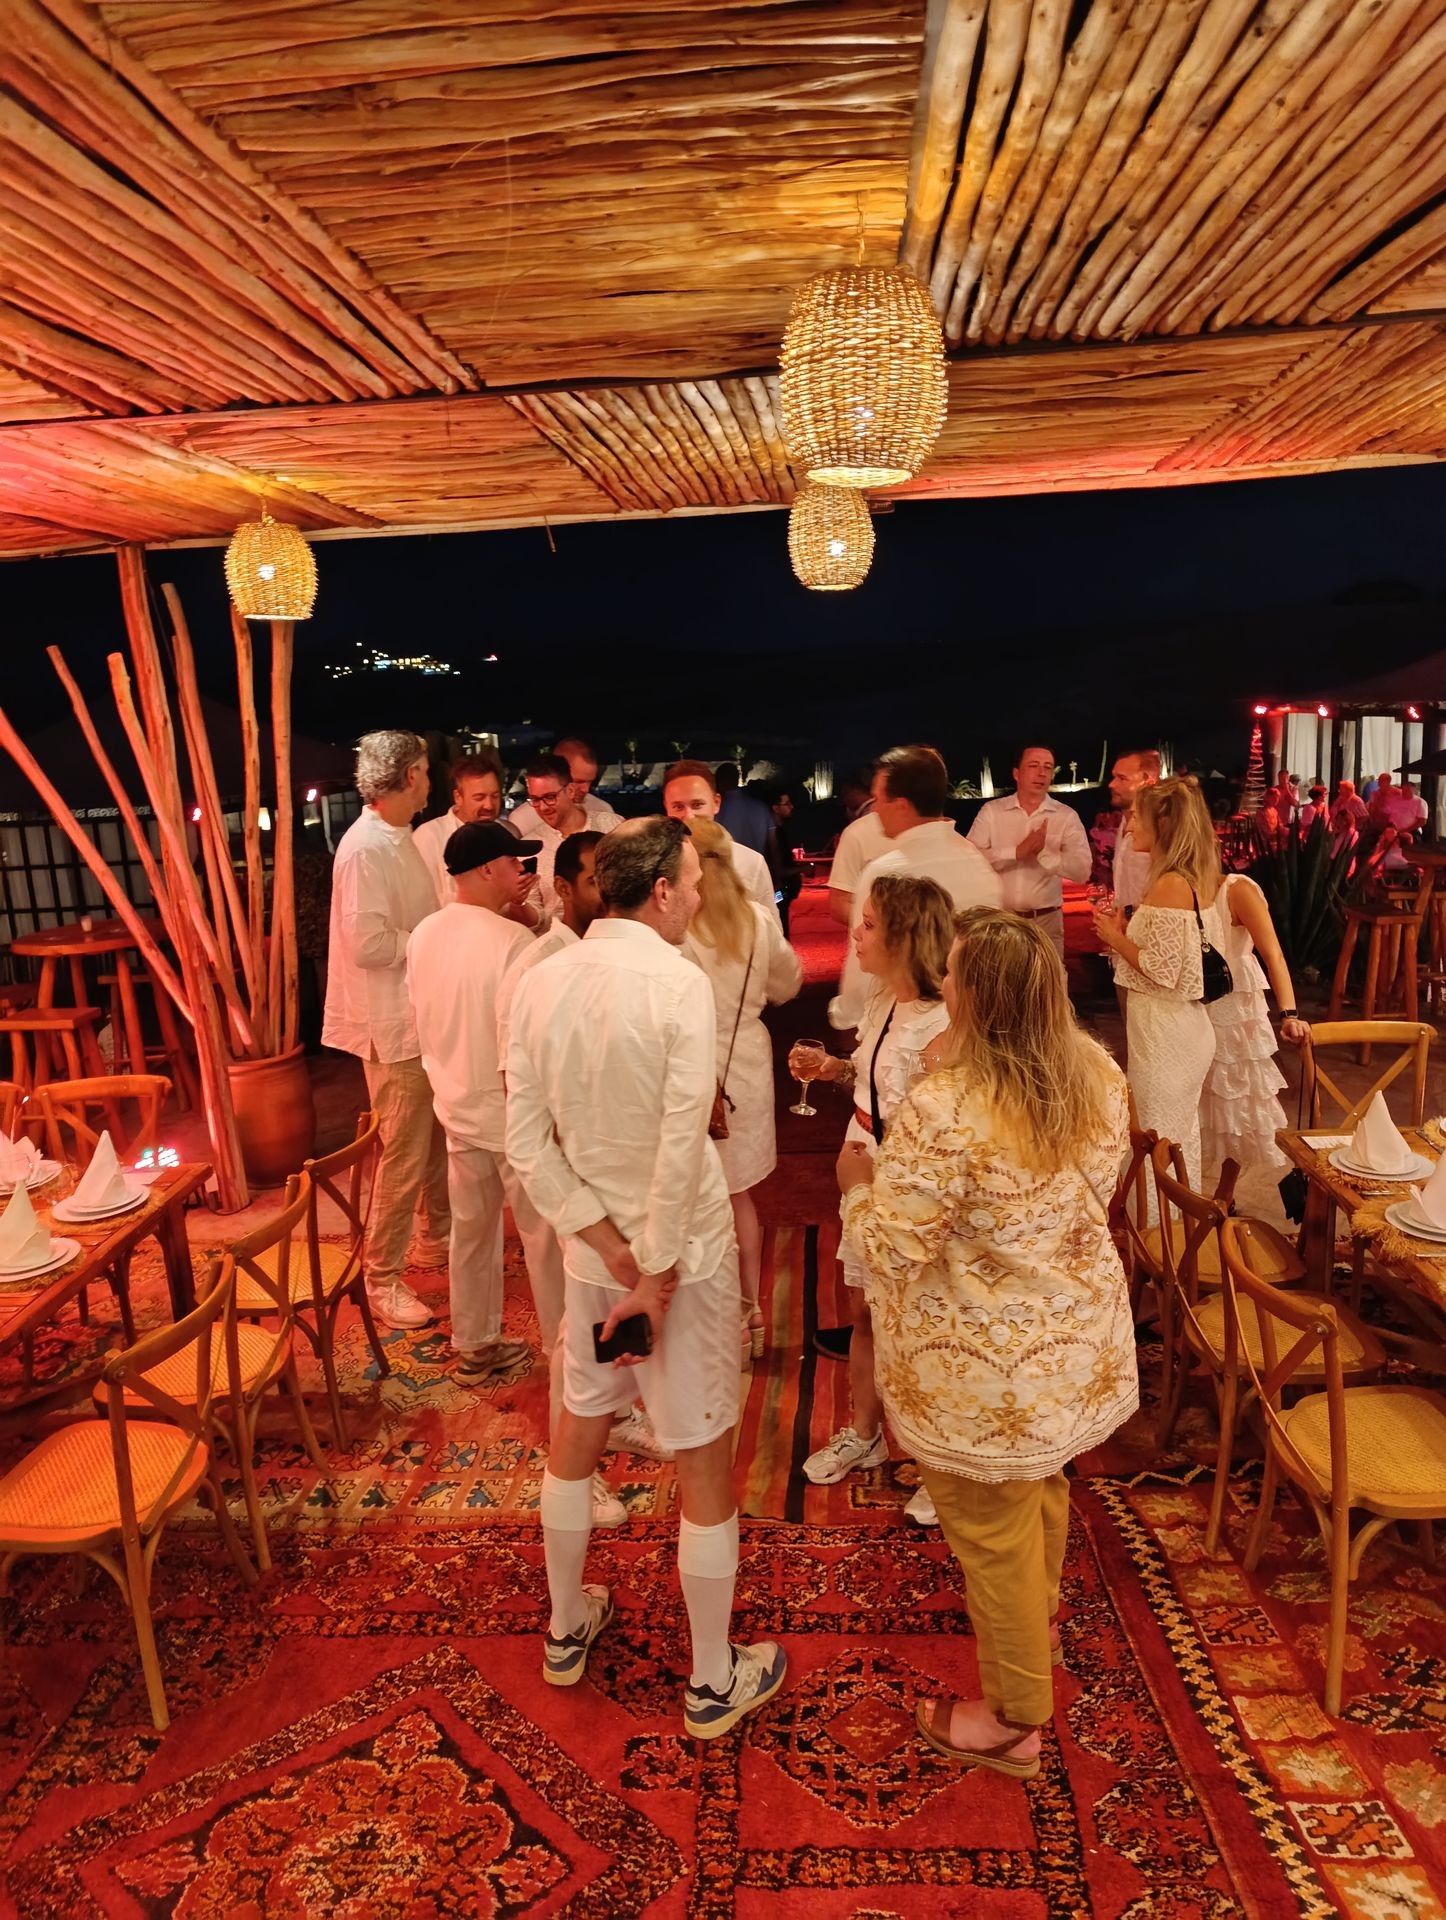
[718,924,756,1102]
[868,1005,896,1145]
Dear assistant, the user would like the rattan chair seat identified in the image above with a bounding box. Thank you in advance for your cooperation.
[1284,1385,1446,1508]
[236,1240,355,1312]
[1195,1292,1385,1374]
[1144,1214,1304,1286]
[0,1421,200,1533]
[95,1322,276,1411]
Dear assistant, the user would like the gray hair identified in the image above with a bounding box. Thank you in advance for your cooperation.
[354,730,428,803]
[595,816,688,913]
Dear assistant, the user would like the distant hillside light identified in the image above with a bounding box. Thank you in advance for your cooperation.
[780,266,947,486]
[787,482,873,591]
[224,510,317,621]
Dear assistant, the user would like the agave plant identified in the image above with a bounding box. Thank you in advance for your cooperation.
[1246,816,1354,976]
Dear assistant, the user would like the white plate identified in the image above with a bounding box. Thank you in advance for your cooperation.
[0,1236,81,1280]
[1328,1147,1432,1182]
[1385,1201,1446,1243]
[0,1160,62,1195]
[50,1185,148,1224]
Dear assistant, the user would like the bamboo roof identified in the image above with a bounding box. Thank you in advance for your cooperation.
[1,0,1442,558]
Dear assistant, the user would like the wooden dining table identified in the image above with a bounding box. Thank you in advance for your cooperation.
[7,914,192,1093]
[0,1158,209,1419]
[1276,1124,1446,1347]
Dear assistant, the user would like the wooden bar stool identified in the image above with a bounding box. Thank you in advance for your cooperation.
[1327,868,1435,1057]
[0,1005,104,1089]
[98,963,199,1110]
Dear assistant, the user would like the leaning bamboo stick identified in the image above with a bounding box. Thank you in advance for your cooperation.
[229,605,267,1034]
[269,620,299,1058]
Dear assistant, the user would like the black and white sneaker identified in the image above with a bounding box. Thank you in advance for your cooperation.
[683,1641,788,1739]
[542,1585,613,1687]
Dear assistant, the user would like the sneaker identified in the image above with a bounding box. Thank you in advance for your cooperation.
[407,1233,451,1269]
[455,1339,532,1384]
[367,1280,434,1329]
[543,1584,613,1687]
[802,1425,887,1485]
[904,1483,938,1527]
[592,1473,628,1528]
[607,1406,674,1461]
[684,1641,788,1740]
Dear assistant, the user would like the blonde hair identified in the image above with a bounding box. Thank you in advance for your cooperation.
[942,908,1117,1173]
[866,872,953,1001]
[687,818,753,963]
[1135,774,1221,901]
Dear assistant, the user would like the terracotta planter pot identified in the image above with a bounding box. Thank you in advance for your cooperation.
[226,1044,316,1187]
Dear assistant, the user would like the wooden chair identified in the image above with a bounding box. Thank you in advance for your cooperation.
[31,1073,171,1167]
[236,1112,387,1449]
[1110,1122,1161,1320]
[1299,1021,1431,1126]
[1221,1217,1446,1715]
[0,1257,255,1731]
[1327,868,1435,1036]
[1151,1144,1384,1555]
[0,1080,26,1139]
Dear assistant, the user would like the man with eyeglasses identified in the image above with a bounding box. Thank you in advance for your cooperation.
[512,737,621,839]
[968,744,1091,962]
[507,816,787,1739]
[517,753,594,918]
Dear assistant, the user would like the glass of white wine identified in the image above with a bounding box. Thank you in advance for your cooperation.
[789,1038,827,1117]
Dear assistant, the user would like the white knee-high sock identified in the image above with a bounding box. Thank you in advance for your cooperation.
[541,1469,594,1639]
[678,1512,740,1692]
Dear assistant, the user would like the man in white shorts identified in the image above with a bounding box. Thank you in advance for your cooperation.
[506,816,787,1738]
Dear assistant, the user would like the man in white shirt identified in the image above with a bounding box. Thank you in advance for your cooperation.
[406,821,542,1386]
[1108,748,1161,914]
[828,804,890,927]
[511,736,622,838]
[662,760,781,927]
[967,745,1092,961]
[829,745,1001,1031]
[322,730,447,1330]
[412,748,508,906]
[507,817,786,1737]
[514,753,602,917]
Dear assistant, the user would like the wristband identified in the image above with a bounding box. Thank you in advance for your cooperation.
[1279,1009,1298,1021]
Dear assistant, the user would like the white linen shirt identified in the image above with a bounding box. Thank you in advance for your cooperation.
[509,793,622,839]
[322,809,438,1063]
[829,810,890,901]
[405,902,533,1152]
[967,794,1092,914]
[1112,833,1152,912]
[830,819,1002,1030]
[495,919,578,1069]
[506,919,733,1289]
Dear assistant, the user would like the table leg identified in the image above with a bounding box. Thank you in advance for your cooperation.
[69,955,106,1078]
[115,954,147,1081]
[156,1202,196,1319]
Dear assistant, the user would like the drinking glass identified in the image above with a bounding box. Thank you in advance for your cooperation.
[1088,884,1117,951]
[789,1038,827,1117]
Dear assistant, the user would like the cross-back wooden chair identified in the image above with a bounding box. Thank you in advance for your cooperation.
[0,1256,254,1731]
[1299,1022,1431,1129]
[235,1112,386,1449]
[1110,1122,1161,1320]
[1151,1144,1383,1556]
[0,1081,26,1141]
[1220,1217,1446,1716]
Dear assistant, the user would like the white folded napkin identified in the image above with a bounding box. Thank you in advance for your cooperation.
[0,1131,41,1186]
[1350,1091,1415,1174]
[72,1130,131,1211]
[0,1180,52,1270]
[1407,1152,1446,1227]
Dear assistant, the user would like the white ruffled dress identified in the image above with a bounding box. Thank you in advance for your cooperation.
[1200,874,1288,1172]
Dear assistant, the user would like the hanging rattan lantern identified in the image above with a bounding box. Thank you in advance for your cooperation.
[787,482,874,591]
[224,511,318,621]
[780,266,947,487]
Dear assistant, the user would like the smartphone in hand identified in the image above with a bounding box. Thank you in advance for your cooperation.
[593,1313,653,1364]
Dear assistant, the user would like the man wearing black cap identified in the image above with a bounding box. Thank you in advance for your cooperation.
[406,820,543,1386]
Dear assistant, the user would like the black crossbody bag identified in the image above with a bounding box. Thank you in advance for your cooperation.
[1191,890,1234,1004]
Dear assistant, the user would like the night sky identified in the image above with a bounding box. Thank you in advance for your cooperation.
[6,461,1443,789]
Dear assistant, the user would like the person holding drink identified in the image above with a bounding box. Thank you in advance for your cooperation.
[788,874,954,1522]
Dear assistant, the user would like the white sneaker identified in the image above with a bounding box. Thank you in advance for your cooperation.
[607,1407,674,1461]
[367,1280,433,1329]
[407,1233,450,1269]
[684,1641,788,1739]
[592,1473,628,1528]
[802,1425,887,1485]
[904,1484,938,1526]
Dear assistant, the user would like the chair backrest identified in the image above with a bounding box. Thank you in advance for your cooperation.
[100,1254,233,1534]
[1150,1141,1226,1361]
[1110,1123,1159,1278]
[217,1173,313,1397]
[303,1110,382,1302]
[1300,1022,1431,1128]
[33,1073,173,1167]
[0,1080,26,1139]
[1219,1218,1345,1508]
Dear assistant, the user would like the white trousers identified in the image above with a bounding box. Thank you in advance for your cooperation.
[444,1142,567,1358]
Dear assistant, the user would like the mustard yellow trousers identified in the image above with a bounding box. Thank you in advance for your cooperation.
[919,1465,1071,1729]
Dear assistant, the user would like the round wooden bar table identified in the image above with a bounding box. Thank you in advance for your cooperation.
[9,916,176,1085]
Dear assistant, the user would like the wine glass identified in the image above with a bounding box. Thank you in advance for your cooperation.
[789,1039,826,1117]
[1088,884,1117,952]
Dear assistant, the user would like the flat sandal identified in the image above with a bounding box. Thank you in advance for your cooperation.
[914,1698,1041,1779]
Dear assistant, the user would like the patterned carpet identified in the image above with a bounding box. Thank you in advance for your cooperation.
[1,1227,1443,1916]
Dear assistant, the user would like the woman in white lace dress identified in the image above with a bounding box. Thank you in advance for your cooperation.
[1203,874,1309,1172]
[683,820,803,1360]
[1093,776,1229,1191]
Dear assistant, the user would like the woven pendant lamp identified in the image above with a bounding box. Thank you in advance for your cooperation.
[224,511,318,621]
[788,482,874,591]
[780,266,947,487]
